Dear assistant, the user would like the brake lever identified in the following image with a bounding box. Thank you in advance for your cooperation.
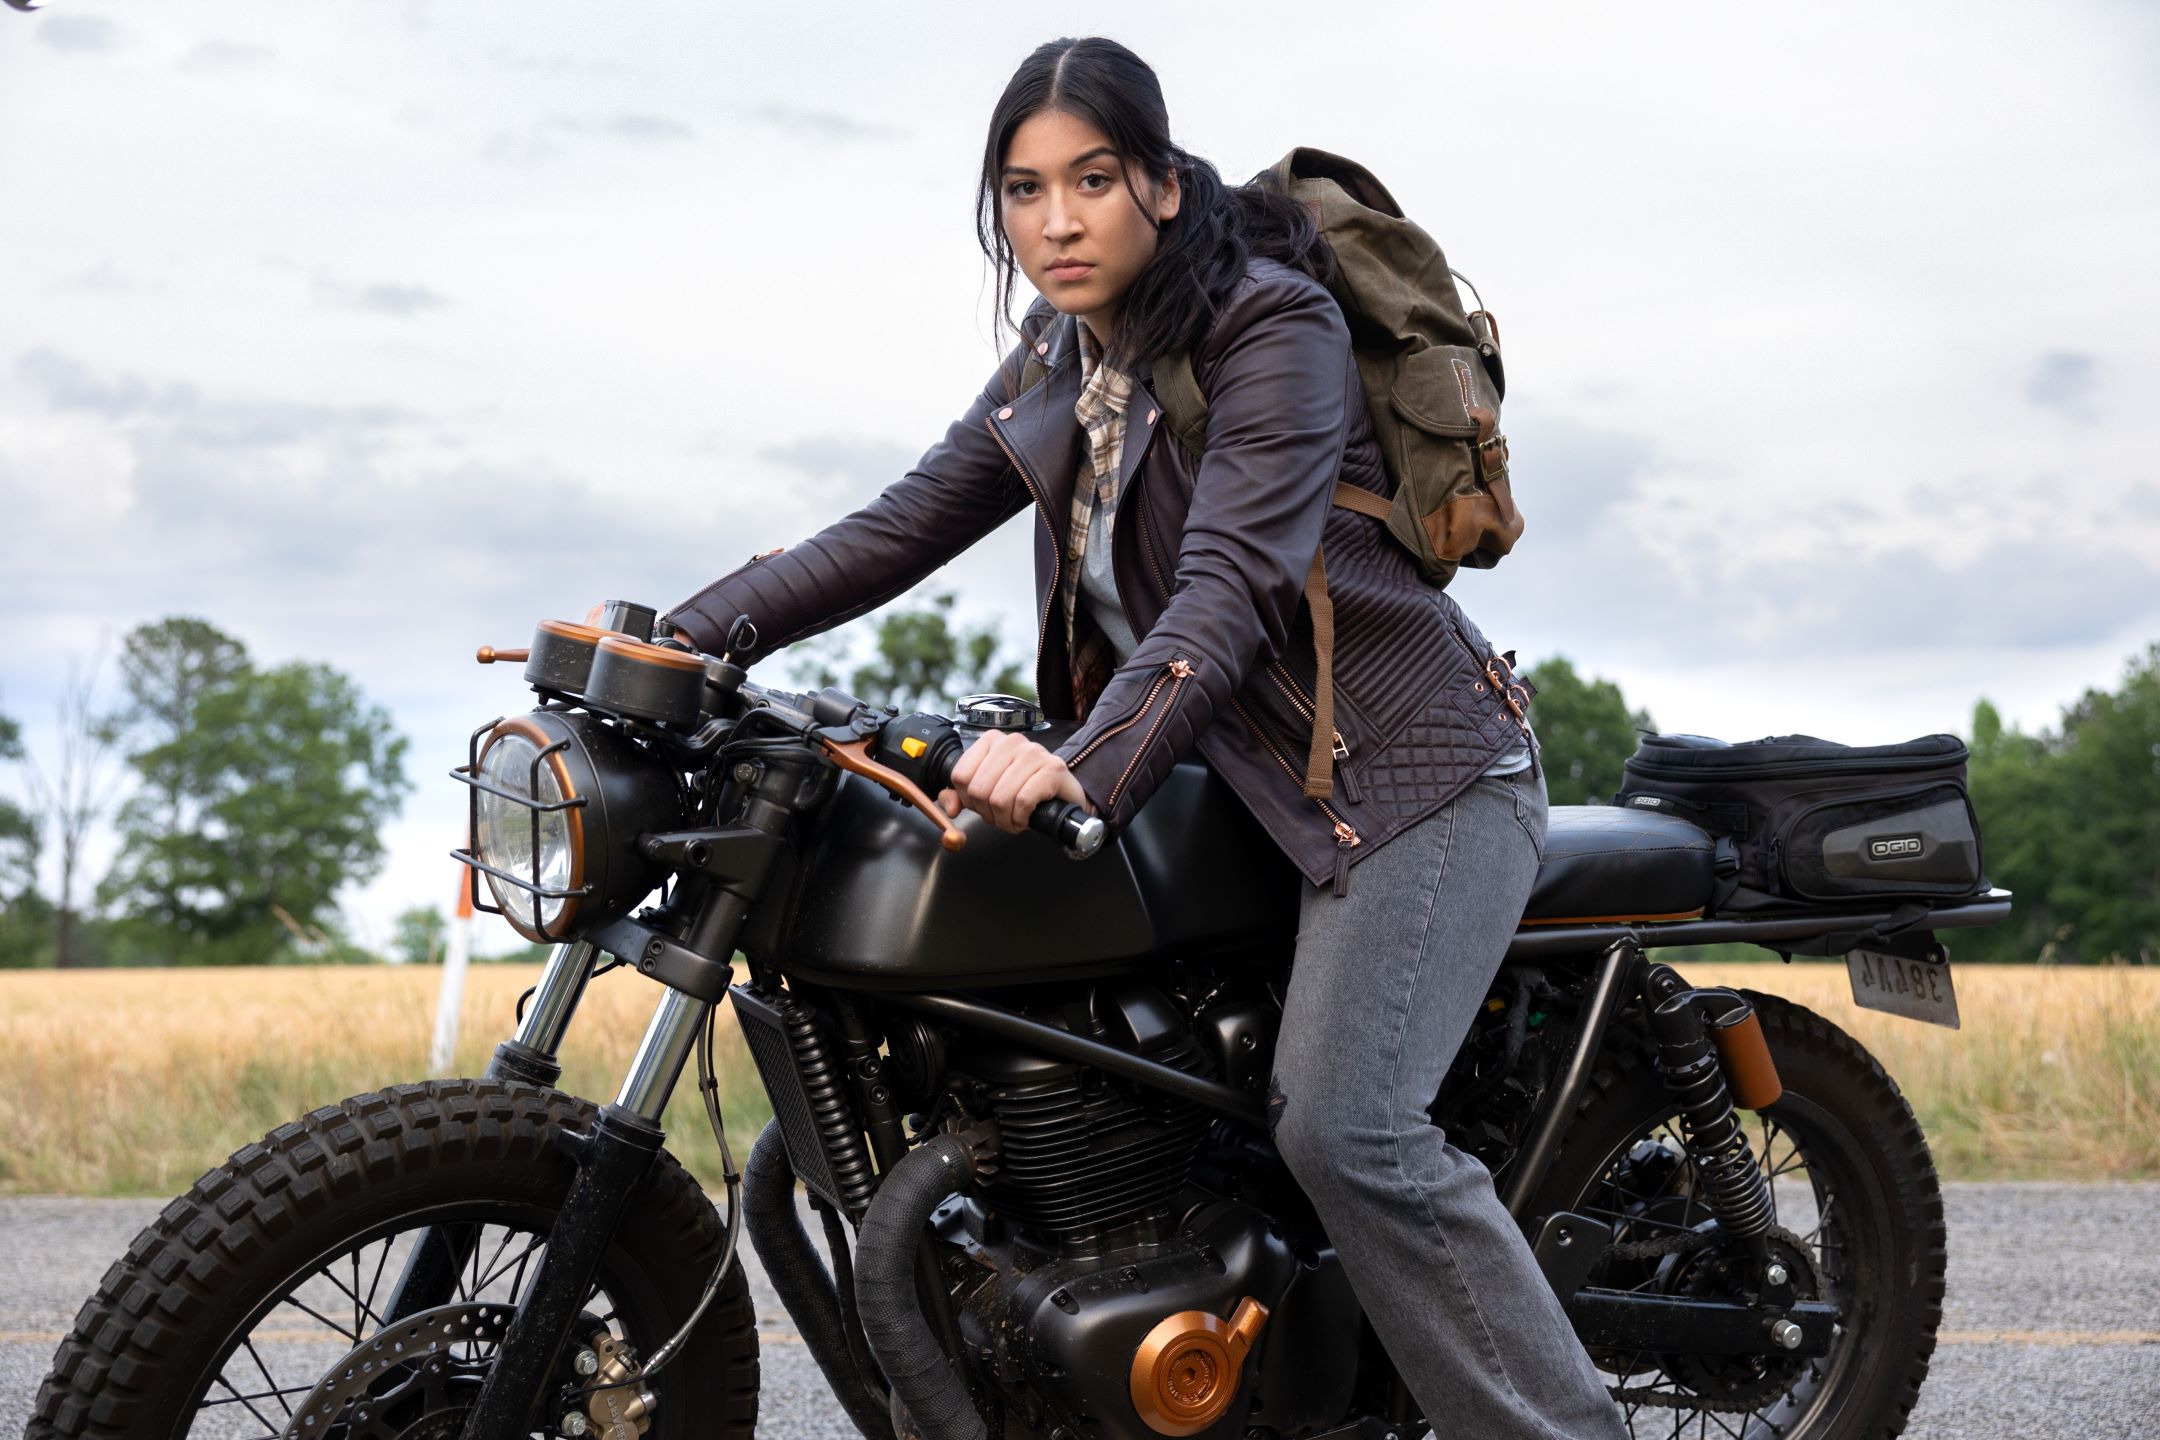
[815,735,968,852]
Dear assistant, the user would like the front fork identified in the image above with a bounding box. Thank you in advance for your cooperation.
[380,937,600,1326]
[377,914,739,1440]
[457,983,716,1440]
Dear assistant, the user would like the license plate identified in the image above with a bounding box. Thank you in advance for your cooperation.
[1846,949,1961,1029]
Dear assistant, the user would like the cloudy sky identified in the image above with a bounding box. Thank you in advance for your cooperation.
[4,1,2156,950]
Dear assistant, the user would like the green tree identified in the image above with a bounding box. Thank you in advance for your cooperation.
[392,903,447,965]
[1965,645,2160,964]
[1964,699,2066,962]
[793,591,1033,713]
[0,706,35,895]
[2050,645,2160,962]
[0,704,50,967]
[99,619,251,946]
[105,659,412,964]
[1520,656,1654,806]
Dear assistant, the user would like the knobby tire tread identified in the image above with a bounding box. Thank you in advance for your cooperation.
[27,1078,760,1440]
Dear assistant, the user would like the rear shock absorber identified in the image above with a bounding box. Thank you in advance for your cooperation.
[1646,980,1776,1242]
[780,992,880,1215]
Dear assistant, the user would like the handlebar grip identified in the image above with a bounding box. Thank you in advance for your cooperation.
[1030,799,1106,860]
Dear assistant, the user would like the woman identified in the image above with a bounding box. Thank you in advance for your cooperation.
[665,36,1627,1440]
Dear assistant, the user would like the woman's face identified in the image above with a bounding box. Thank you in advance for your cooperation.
[999,107,1180,345]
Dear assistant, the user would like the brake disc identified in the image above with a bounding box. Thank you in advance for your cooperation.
[284,1302,515,1440]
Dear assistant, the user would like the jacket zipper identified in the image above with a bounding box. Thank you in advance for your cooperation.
[1136,484,1174,601]
[1068,655,1188,769]
[1096,656,1195,812]
[1626,750,1969,784]
[1231,695,1362,895]
[986,418,1063,706]
[1262,664,1358,801]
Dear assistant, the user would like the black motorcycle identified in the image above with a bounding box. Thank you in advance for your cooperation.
[30,604,2008,1440]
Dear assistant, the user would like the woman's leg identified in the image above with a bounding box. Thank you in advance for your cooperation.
[1268,767,1628,1440]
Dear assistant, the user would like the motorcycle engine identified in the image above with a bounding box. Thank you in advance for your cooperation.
[955,979,1215,1254]
[929,979,1363,1439]
[934,1195,1360,1440]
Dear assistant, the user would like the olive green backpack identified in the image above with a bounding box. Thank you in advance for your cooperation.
[1153,147,1526,800]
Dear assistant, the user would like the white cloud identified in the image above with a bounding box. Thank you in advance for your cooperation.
[3,0,2156,947]
[33,13,125,54]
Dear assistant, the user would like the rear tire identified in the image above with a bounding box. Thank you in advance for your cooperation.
[28,1079,760,1440]
[1526,991,1945,1440]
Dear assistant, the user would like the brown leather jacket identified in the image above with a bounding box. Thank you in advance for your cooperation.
[666,259,1530,893]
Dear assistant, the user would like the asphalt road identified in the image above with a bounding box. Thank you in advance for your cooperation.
[3,1184,2153,1439]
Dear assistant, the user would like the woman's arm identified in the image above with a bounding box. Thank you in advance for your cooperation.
[1055,270,1352,828]
[664,347,1034,660]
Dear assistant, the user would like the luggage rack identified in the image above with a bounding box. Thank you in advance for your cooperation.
[449,716,594,942]
[1504,889,2012,961]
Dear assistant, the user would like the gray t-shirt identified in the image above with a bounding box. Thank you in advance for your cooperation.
[1078,495,1140,664]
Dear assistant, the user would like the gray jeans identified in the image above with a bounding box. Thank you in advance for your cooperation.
[1269,763,1629,1440]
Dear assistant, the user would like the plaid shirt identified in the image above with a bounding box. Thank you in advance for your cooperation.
[1063,321,1136,719]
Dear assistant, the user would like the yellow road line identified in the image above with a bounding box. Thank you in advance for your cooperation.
[1939,1329,2160,1346]
[0,1328,803,1347]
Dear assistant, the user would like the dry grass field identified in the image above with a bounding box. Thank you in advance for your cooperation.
[2,961,2154,1197]
[0,963,767,1197]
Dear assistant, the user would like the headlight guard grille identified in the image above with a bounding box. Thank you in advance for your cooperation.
[452,714,594,942]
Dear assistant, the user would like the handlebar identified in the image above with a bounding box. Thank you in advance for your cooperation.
[871,709,1105,860]
[730,675,1104,860]
[1028,798,1107,858]
[478,614,1107,860]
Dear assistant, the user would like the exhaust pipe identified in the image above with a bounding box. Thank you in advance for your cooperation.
[743,1121,896,1440]
[854,1133,987,1440]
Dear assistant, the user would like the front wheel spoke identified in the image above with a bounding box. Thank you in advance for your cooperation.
[360,1238,394,1328]
[240,1339,294,1419]
[469,1225,517,1297]
[318,1262,387,1334]
[199,1380,320,1409]
[208,1372,283,1435]
[509,1241,540,1301]
[276,1293,358,1342]
[473,1234,545,1297]
[464,1223,488,1300]
[349,1251,366,1338]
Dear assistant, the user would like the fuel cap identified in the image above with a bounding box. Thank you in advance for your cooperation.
[955,693,1042,731]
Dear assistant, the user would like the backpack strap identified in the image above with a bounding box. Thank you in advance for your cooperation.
[1330,485,1392,521]
[1152,349,1212,456]
[1302,546,1338,799]
[1154,347,1393,804]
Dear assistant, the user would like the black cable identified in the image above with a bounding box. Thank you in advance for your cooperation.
[513,955,622,1025]
[572,1005,743,1400]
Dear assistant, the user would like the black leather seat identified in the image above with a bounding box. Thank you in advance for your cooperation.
[1522,806,1716,923]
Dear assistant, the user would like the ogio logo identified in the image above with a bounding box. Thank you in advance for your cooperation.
[1869,834,1924,860]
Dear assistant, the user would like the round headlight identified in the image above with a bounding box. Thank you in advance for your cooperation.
[470,710,686,943]
[476,721,584,938]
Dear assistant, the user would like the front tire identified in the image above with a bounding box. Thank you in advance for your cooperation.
[29,1079,760,1440]
[1527,991,1945,1440]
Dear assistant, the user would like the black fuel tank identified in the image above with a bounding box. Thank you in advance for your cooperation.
[739,725,1297,988]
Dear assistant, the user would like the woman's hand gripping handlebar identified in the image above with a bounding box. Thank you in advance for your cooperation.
[874,713,1106,859]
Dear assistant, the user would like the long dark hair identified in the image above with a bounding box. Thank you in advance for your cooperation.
[976,37,1332,374]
